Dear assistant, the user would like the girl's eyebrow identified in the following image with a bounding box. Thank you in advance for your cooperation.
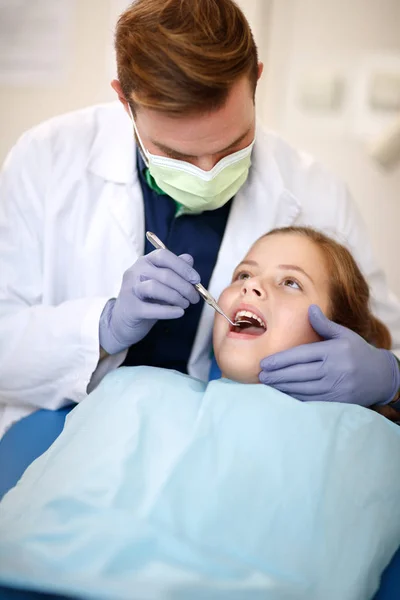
[234,260,314,285]
[231,259,258,281]
[236,259,259,268]
[277,264,314,284]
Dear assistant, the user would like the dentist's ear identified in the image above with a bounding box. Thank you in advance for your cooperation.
[111,80,131,115]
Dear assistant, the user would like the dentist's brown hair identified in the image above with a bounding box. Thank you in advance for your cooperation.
[263,227,391,350]
[115,0,259,115]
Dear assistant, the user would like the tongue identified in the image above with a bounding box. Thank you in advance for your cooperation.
[235,324,265,336]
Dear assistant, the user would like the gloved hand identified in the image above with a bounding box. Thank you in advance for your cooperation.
[99,249,200,355]
[259,304,400,407]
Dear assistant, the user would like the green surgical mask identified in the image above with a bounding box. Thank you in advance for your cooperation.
[130,109,255,214]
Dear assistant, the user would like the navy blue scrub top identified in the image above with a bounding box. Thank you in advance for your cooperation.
[122,151,232,373]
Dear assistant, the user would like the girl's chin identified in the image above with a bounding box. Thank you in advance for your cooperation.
[219,369,260,384]
[214,348,264,384]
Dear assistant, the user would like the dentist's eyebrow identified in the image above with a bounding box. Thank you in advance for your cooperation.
[278,264,314,284]
[150,127,252,160]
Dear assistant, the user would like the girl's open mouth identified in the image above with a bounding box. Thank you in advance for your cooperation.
[229,308,267,337]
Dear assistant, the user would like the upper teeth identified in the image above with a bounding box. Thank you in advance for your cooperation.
[234,309,266,329]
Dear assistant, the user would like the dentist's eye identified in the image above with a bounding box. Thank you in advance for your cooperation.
[282,278,302,290]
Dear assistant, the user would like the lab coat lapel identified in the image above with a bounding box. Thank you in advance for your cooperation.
[88,103,145,259]
[99,178,145,265]
[188,134,301,380]
[105,176,145,260]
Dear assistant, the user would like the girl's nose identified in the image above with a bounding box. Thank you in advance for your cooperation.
[240,279,265,298]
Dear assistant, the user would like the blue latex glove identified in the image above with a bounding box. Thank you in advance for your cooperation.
[259,305,400,407]
[99,249,200,354]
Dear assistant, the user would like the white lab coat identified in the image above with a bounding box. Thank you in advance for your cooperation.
[1,102,400,437]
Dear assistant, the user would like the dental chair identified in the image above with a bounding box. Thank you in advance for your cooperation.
[0,375,399,600]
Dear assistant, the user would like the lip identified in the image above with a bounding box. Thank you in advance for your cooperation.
[227,302,267,340]
[230,302,267,325]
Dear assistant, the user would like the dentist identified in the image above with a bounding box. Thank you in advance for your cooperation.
[1,0,400,442]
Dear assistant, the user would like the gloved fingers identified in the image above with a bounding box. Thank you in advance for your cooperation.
[259,362,324,385]
[308,304,345,340]
[136,279,193,309]
[133,300,185,321]
[178,253,194,266]
[147,249,200,284]
[260,340,332,371]
[139,267,200,305]
[263,380,329,399]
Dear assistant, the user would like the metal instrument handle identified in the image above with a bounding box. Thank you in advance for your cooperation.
[146,231,237,326]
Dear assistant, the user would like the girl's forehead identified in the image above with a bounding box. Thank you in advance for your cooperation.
[246,233,317,261]
[243,234,330,283]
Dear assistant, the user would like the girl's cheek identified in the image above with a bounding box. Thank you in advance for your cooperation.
[298,308,322,342]
[276,304,316,341]
[277,301,308,324]
[305,322,322,343]
[218,287,235,313]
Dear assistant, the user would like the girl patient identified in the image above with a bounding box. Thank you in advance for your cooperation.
[214,225,391,384]
[0,227,399,600]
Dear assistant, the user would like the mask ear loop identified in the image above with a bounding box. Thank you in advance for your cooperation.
[127,103,150,167]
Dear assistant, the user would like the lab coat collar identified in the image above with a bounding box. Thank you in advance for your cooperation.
[87,105,300,207]
[88,102,136,184]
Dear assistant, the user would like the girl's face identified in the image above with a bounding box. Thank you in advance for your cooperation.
[213,233,331,383]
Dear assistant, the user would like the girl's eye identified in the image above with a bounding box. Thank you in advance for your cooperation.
[282,278,302,290]
[235,271,251,281]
